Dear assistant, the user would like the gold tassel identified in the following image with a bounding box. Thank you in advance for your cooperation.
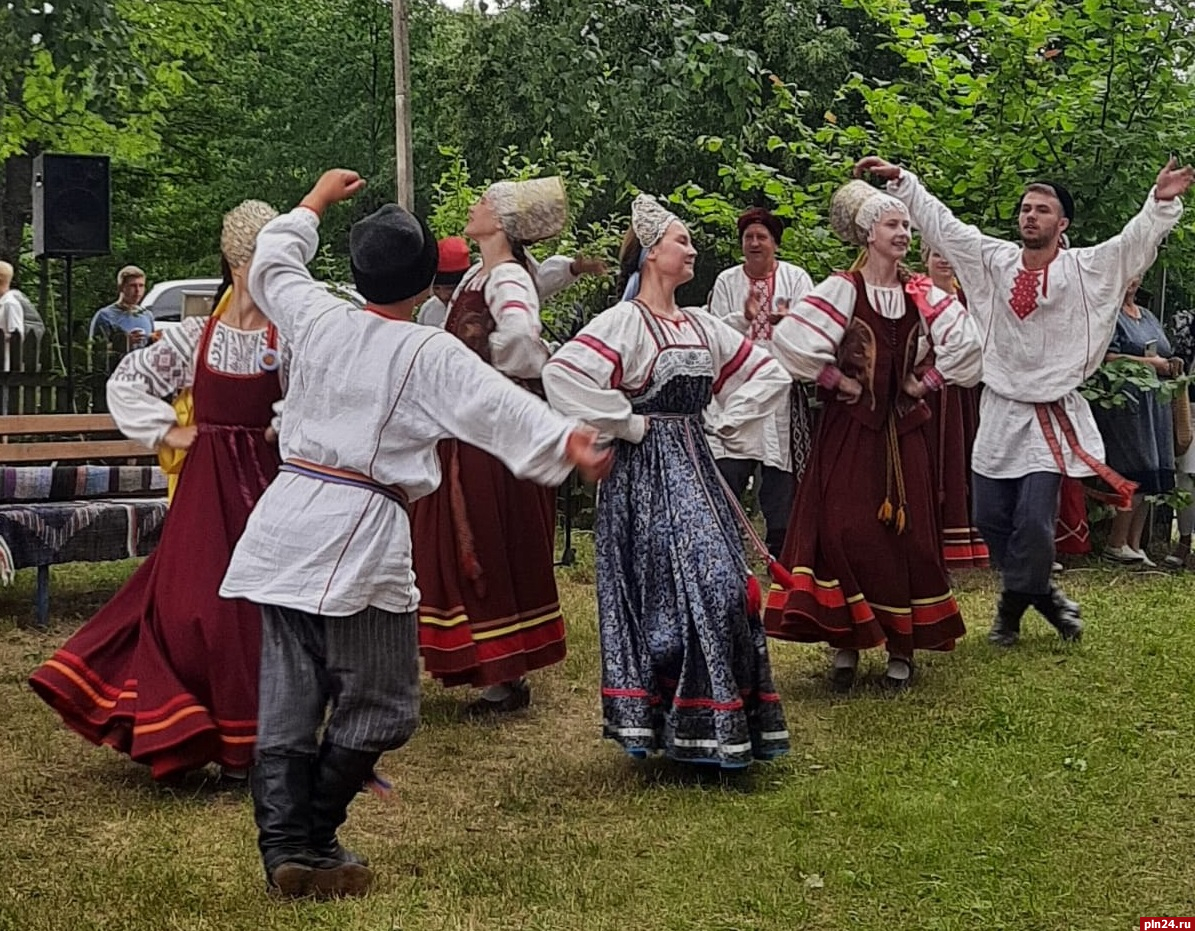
[878,499,894,524]
[895,504,907,535]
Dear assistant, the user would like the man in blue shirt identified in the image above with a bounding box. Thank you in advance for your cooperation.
[89,265,154,347]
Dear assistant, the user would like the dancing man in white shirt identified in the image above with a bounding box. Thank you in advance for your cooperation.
[219,169,610,900]
[855,154,1194,645]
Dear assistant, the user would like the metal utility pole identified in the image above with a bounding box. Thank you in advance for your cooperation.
[392,0,414,210]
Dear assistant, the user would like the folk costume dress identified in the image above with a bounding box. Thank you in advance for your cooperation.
[543,301,792,768]
[30,308,287,779]
[1091,307,1176,496]
[918,297,989,569]
[764,272,983,658]
[411,261,566,688]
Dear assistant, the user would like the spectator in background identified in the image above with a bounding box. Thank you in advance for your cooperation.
[89,265,153,347]
[705,207,814,558]
[1093,277,1180,567]
[0,260,45,340]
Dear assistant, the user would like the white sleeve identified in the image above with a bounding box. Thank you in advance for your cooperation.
[269,338,292,435]
[1077,188,1184,341]
[414,333,576,486]
[486,263,550,379]
[790,267,815,302]
[770,274,858,384]
[105,318,204,449]
[542,308,647,444]
[534,255,580,301]
[0,293,24,335]
[915,285,984,388]
[887,171,1000,299]
[696,309,790,434]
[707,271,749,335]
[246,208,346,346]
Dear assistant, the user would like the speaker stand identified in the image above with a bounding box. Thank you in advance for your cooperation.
[64,254,74,412]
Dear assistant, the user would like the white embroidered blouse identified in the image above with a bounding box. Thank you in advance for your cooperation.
[107,315,290,450]
[542,301,790,446]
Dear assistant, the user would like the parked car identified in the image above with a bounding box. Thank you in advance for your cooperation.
[143,278,222,333]
[144,277,364,334]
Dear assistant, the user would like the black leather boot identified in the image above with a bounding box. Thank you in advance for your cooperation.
[988,590,1032,646]
[1032,583,1083,641]
[308,743,380,898]
[251,753,319,898]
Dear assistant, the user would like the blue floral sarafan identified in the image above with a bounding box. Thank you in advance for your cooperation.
[595,307,790,769]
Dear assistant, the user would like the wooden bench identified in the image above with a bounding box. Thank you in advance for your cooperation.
[0,414,168,629]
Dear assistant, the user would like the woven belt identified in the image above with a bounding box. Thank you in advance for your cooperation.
[280,458,409,510]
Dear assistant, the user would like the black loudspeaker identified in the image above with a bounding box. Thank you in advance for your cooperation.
[32,154,111,258]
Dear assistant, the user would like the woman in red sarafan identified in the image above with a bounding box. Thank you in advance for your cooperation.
[410,177,571,716]
[765,180,984,690]
[918,243,989,570]
[29,200,286,780]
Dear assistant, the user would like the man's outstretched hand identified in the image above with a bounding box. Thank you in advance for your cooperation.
[853,156,902,182]
[1155,157,1195,202]
[300,169,367,217]
[565,428,614,483]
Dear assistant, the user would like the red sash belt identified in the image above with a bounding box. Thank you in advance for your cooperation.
[1033,402,1137,509]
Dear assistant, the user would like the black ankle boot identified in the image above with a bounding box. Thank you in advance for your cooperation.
[308,743,380,897]
[1032,583,1083,641]
[252,753,318,898]
[988,590,1032,646]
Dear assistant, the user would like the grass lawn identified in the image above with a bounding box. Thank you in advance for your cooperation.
[1,547,1193,931]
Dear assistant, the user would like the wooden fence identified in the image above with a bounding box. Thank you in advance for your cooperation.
[0,332,132,416]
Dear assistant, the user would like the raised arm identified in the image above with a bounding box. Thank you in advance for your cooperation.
[1079,160,1190,309]
[248,169,367,344]
[486,262,550,379]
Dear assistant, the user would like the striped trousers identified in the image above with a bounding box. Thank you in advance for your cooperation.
[256,605,421,756]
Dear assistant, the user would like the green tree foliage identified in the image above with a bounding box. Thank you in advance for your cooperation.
[5,0,1195,319]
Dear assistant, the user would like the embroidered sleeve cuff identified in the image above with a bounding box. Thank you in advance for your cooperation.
[921,367,946,392]
[816,364,843,390]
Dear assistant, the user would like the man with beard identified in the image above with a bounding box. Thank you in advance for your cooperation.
[854,155,1194,645]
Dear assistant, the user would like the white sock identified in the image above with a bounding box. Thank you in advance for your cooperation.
[886,657,912,681]
[480,683,513,702]
[832,649,859,670]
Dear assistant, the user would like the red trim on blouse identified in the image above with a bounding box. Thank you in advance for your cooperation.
[712,339,753,394]
[574,335,624,388]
